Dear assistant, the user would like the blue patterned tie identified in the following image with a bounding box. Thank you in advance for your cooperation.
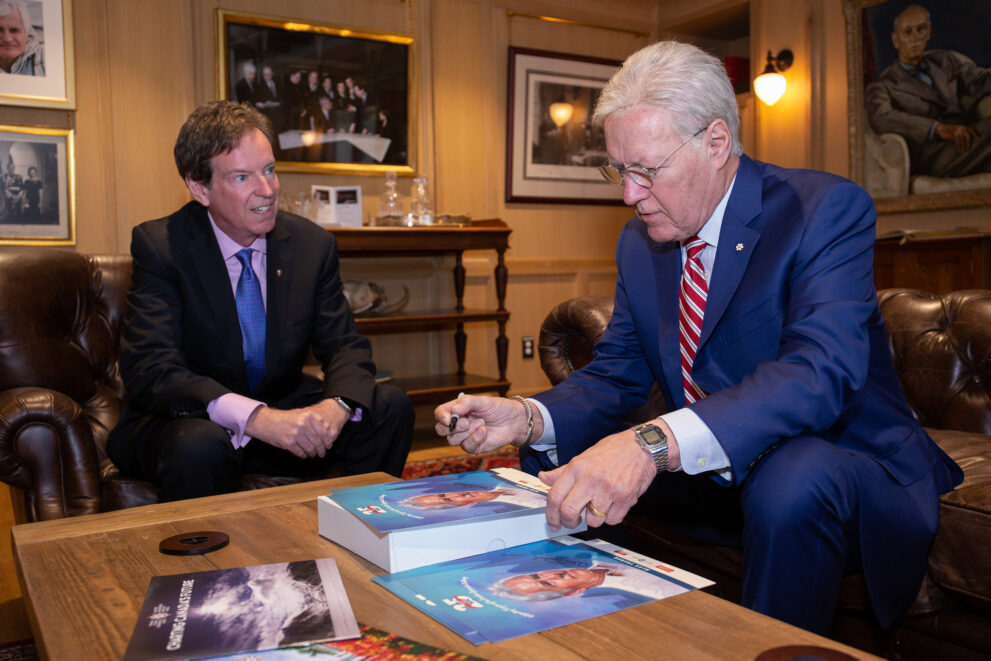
[235,248,265,391]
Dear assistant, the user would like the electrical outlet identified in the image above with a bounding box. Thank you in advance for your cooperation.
[522,336,534,359]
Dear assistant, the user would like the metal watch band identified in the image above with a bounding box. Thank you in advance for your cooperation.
[333,396,353,416]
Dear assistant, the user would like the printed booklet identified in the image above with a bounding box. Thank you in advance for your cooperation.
[122,558,359,661]
[371,536,714,645]
[199,624,486,661]
[318,467,586,572]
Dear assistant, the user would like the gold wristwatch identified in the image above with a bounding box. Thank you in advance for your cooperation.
[632,422,669,472]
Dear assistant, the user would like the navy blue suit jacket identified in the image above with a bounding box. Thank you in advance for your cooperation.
[534,155,962,625]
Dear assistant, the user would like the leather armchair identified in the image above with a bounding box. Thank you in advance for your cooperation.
[0,248,333,523]
[539,290,991,660]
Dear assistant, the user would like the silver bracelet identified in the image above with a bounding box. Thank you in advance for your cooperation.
[510,395,534,447]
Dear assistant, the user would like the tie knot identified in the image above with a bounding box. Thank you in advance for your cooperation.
[685,236,706,260]
[235,248,253,268]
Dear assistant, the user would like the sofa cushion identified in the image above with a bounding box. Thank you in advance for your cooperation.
[927,428,991,617]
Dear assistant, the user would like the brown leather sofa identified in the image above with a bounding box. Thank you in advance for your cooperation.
[0,248,337,524]
[539,291,991,660]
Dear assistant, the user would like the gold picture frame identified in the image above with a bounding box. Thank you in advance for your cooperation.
[844,0,991,213]
[218,10,415,176]
[0,0,76,110]
[0,124,75,245]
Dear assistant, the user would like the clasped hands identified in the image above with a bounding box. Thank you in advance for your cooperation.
[434,394,660,530]
[246,398,349,459]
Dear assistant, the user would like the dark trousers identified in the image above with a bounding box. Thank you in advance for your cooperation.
[140,379,413,502]
[523,435,872,635]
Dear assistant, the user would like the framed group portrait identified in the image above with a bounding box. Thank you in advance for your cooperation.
[845,0,991,213]
[505,47,623,205]
[0,125,74,245]
[0,0,75,109]
[218,10,414,176]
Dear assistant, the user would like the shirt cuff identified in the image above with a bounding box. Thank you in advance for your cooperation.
[527,398,559,466]
[660,407,732,479]
[207,393,266,449]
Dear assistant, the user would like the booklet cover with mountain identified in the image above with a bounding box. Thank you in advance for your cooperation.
[371,536,714,645]
[122,558,359,661]
[318,468,586,572]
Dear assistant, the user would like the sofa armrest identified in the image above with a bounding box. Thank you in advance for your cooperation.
[539,295,614,385]
[0,387,104,522]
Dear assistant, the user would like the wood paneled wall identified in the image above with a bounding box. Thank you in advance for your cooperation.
[0,0,981,397]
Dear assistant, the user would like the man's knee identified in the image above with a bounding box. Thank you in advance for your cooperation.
[375,383,414,426]
[157,419,235,467]
[743,439,858,533]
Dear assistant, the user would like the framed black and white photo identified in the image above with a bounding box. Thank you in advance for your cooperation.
[845,0,991,213]
[0,0,75,109]
[505,47,622,205]
[0,124,74,245]
[219,10,414,176]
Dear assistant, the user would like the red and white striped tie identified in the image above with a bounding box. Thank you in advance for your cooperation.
[679,236,708,404]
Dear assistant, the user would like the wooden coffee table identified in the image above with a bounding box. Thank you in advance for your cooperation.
[12,474,881,660]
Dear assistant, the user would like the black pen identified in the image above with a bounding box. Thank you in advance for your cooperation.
[448,391,465,432]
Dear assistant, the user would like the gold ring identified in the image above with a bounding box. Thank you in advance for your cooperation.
[587,503,608,518]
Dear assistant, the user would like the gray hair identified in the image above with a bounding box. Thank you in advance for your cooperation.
[593,41,743,156]
[0,0,36,40]
[894,4,930,31]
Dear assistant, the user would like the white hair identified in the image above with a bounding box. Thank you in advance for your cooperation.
[593,41,743,156]
[0,0,36,40]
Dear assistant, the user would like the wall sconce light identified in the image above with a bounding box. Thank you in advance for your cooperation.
[753,49,793,106]
[549,101,574,127]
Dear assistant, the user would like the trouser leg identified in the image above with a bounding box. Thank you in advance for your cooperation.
[738,437,861,634]
[143,417,242,502]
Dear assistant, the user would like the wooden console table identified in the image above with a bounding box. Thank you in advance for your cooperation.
[874,232,991,294]
[329,220,511,405]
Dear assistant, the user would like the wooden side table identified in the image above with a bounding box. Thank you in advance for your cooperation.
[330,220,511,404]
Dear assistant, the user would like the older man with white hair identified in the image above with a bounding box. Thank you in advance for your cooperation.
[436,40,963,635]
[0,0,43,75]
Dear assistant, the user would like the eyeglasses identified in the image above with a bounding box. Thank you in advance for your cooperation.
[599,126,707,189]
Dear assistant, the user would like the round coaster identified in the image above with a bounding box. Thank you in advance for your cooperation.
[754,646,858,661]
[159,531,230,556]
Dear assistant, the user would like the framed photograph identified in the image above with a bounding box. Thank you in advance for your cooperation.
[505,47,622,205]
[0,124,74,245]
[0,0,75,109]
[845,0,991,213]
[218,10,413,176]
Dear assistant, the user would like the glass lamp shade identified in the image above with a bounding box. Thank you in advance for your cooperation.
[549,102,574,127]
[754,71,786,106]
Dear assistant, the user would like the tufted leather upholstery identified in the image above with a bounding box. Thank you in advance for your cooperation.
[0,249,336,523]
[539,290,991,659]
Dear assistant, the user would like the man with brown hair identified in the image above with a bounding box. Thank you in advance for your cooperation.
[108,101,412,501]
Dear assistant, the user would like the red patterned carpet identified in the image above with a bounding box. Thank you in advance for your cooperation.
[400,445,520,480]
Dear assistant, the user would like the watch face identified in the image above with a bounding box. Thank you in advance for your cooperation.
[636,424,664,447]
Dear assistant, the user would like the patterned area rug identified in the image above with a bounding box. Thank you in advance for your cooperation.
[400,445,520,480]
[0,639,36,661]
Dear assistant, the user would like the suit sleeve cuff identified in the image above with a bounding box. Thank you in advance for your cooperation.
[207,393,266,449]
[526,398,559,466]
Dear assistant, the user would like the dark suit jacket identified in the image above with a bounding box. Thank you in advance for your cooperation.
[107,201,377,473]
[534,155,963,625]
[866,50,991,176]
[234,78,256,105]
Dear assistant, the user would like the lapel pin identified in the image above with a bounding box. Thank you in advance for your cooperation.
[276,268,283,277]
[735,243,744,252]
